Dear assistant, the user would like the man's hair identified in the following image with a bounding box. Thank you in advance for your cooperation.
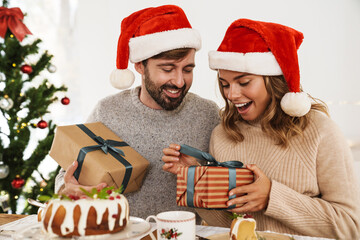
[141,48,193,67]
[219,75,329,147]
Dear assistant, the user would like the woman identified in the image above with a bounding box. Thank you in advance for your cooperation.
[162,19,360,239]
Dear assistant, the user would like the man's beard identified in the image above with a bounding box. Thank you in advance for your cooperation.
[144,68,188,111]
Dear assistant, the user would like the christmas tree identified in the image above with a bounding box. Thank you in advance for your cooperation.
[0,0,68,214]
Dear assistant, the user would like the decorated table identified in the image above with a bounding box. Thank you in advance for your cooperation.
[0,213,335,240]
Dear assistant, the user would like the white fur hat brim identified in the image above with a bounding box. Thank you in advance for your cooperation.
[129,28,201,63]
[209,51,283,75]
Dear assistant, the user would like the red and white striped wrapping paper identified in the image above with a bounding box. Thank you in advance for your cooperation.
[176,166,254,209]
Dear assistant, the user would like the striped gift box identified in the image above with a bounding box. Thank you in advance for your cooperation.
[177,166,254,209]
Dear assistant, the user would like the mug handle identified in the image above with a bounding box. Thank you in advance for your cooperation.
[145,215,157,240]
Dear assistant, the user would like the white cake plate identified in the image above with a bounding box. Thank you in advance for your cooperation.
[12,216,152,240]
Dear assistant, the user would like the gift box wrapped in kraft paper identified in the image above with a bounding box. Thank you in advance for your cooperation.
[49,122,149,194]
[176,145,254,209]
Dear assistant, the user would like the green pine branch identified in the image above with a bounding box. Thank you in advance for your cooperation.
[0,17,68,213]
[22,121,56,178]
[2,0,9,7]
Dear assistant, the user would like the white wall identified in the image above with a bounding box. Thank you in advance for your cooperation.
[73,0,360,138]
[12,0,360,163]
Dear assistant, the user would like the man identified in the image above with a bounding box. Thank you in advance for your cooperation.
[55,5,220,220]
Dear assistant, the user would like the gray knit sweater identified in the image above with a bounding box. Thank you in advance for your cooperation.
[55,86,220,219]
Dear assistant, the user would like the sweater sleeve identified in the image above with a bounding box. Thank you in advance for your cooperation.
[54,168,66,194]
[265,116,360,239]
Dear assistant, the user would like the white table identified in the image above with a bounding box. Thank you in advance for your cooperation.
[0,215,334,240]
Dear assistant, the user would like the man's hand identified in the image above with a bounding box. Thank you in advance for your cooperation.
[58,161,107,197]
[162,143,199,174]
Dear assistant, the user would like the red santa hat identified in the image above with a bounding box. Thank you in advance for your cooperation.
[209,19,311,117]
[110,5,201,89]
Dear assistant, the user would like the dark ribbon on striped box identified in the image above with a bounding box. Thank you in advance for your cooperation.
[180,144,243,209]
[74,124,132,192]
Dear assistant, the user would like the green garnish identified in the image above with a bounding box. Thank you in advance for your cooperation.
[37,186,123,202]
[79,186,124,199]
[230,212,244,219]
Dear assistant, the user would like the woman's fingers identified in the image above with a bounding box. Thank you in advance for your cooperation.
[162,163,178,174]
[162,143,181,156]
[226,164,271,213]
[162,147,180,158]
[169,143,181,150]
[162,155,179,163]
[229,184,252,197]
[228,202,256,213]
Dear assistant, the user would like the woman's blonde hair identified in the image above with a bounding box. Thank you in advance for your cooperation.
[219,75,329,147]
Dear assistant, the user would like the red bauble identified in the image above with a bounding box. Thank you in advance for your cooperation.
[61,97,70,105]
[20,64,33,74]
[37,120,48,129]
[11,176,25,189]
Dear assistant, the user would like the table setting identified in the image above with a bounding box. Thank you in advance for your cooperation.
[0,212,335,240]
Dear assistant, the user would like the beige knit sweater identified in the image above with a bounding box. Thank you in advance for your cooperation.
[196,110,360,239]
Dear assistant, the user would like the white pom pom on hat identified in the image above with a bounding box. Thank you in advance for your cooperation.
[280,92,311,117]
[110,5,201,90]
[110,69,135,89]
[208,19,311,117]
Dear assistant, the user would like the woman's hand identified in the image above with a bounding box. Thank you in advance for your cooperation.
[227,164,271,213]
[162,143,199,174]
[58,161,108,197]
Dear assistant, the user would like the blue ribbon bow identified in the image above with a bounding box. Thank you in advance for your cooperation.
[93,136,126,156]
[74,124,132,191]
[179,144,243,168]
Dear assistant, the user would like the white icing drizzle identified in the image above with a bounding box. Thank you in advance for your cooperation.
[42,194,129,236]
[230,217,256,239]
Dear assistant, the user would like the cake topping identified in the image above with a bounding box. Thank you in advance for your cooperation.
[38,186,124,202]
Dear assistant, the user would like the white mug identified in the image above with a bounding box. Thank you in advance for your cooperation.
[146,211,196,240]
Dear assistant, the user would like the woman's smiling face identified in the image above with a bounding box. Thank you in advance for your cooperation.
[219,69,271,121]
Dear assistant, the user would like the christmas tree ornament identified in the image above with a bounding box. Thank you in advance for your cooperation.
[0,95,14,110]
[0,7,32,42]
[20,64,33,74]
[37,120,48,129]
[0,192,10,212]
[47,64,57,73]
[11,175,25,189]
[0,161,9,179]
[61,96,70,105]
[40,180,47,188]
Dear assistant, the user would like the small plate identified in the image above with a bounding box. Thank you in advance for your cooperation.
[12,216,152,240]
